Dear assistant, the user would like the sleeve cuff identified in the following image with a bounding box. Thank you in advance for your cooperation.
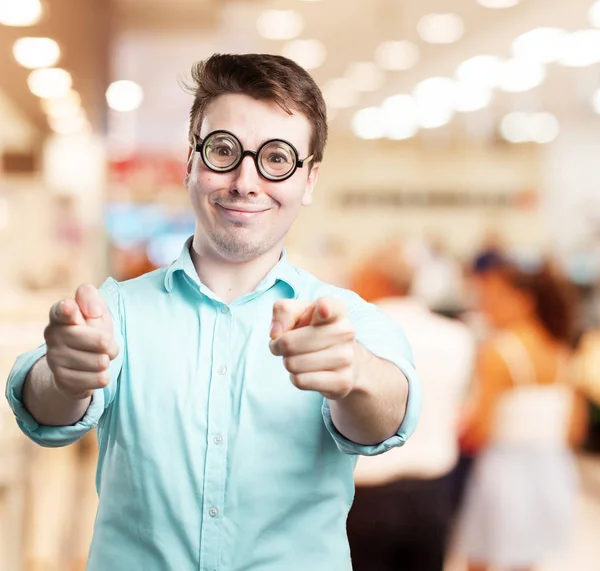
[321,354,421,456]
[5,345,106,448]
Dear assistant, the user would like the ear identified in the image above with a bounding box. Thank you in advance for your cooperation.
[301,163,320,207]
[184,145,194,187]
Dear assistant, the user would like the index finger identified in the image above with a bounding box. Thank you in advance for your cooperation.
[49,299,85,326]
[310,297,348,326]
[271,299,312,339]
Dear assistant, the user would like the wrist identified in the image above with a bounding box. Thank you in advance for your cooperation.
[348,342,373,398]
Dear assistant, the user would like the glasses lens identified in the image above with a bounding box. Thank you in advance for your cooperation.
[204,132,241,171]
[259,141,296,180]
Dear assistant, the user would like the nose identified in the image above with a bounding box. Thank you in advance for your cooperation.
[231,154,261,196]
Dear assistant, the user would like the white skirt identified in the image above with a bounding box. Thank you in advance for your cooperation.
[455,444,578,568]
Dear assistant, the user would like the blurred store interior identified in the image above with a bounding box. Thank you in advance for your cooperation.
[1,0,600,569]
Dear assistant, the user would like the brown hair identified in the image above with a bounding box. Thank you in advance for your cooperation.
[183,53,328,163]
[500,262,578,344]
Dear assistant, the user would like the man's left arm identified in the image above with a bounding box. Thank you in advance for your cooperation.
[328,342,408,445]
[269,295,421,453]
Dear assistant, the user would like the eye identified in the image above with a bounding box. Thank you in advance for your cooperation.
[266,152,290,164]
[213,145,233,157]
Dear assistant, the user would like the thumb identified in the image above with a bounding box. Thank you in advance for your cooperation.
[75,284,111,331]
[270,299,312,340]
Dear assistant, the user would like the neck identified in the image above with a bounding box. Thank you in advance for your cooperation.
[190,236,283,304]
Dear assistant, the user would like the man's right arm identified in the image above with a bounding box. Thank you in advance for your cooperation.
[16,283,119,430]
[23,356,92,427]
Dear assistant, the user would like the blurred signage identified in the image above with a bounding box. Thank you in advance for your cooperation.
[108,154,186,193]
[338,188,537,208]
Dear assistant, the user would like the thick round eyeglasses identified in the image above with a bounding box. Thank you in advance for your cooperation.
[193,130,314,182]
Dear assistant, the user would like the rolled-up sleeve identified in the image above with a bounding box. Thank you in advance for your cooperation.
[4,278,125,447]
[321,290,421,456]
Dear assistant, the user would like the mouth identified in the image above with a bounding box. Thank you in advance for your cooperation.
[216,203,271,221]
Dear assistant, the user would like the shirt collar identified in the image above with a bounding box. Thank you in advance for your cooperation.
[164,236,300,299]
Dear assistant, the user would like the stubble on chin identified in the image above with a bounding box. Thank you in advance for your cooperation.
[208,227,268,261]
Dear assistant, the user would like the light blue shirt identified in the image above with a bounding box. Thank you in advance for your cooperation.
[6,239,420,571]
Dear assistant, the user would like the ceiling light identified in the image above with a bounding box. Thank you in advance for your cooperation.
[498,59,546,92]
[41,90,82,119]
[352,107,385,140]
[417,13,464,45]
[499,111,559,144]
[412,78,456,128]
[557,29,600,67]
[512,28,568,64]
[13,38,60,70]
[48,113,90,136]
[589,1,600,28]
[500,112,529,143]
[477,0,520,8]
[454,82,493,112]
[27,68,72,99]
[106,80,144,112]
[281,39,326,70]
[0,0,42,26]
[345,62,384,92]
[455,55,503,88]
[257,10,304,41]
[413,77,456,109]
[529,112,559,144]
[380,95,419,140]
[387,123,419,141]
[592,89,600,114]
[322,78,358,109]
[374,40,420,71]
[418,107,455,129]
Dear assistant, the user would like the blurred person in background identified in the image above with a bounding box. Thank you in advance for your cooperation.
[347,241,475,571]
[574,326,600,407]
[456,254,588,571]
[410,237,465,317]
[5,53,420,571]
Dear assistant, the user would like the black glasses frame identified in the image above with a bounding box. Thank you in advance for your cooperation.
[193,130,314,182]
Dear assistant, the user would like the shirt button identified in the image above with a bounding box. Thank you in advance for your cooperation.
[213,435,223,445]
[217,365,227,375]
[221,305,229,314]
[209,508,219,517]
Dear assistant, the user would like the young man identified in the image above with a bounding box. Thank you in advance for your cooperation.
[6,54,420,571]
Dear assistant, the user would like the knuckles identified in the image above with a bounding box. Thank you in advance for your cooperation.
[333,319,356,343]
[275,335,295,355]
[96,370,111,388]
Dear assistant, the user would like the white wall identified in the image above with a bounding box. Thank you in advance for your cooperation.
[286,135,546,274]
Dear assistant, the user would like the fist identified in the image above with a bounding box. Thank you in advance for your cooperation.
[269,297,357,400]
[44,284,119,400]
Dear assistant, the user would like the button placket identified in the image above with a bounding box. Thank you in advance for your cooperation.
[199,305,232,571]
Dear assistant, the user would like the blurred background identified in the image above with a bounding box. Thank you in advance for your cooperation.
[1,0,600,570]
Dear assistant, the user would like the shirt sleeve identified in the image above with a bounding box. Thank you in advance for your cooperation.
[4,278,125,447]
[321,289,422,456]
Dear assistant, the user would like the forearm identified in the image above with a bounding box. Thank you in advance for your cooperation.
[23,356,91,427]
[329,343,408,445]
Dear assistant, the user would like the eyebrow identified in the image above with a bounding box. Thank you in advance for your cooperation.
[201,129,299,147]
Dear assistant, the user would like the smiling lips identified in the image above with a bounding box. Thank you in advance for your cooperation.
[216,203,271,221]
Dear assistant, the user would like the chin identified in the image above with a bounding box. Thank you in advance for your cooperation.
[211,233,273,262]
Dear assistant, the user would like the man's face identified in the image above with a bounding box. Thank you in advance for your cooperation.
[185,93,319,263]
